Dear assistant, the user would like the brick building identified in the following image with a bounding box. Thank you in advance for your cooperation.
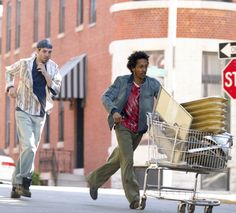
[0,0,236,191]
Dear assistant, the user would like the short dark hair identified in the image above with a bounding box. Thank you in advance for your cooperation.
[36,39,53,49]
[127,51,149,72]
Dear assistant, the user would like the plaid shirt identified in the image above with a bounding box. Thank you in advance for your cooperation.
[5,55,62,115]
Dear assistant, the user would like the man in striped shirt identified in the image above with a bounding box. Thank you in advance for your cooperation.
[5,39,61,198]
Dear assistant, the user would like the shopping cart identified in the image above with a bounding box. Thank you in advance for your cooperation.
[139,113,233,213]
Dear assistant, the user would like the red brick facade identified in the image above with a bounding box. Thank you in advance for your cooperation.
[0,0,236,186]
[177,9,236,39]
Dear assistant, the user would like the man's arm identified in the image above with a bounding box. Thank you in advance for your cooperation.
[38,63,62,96]
[101,76,121,114]
[5,60,22,93]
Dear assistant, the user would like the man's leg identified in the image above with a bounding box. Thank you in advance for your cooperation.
[115,124,142,206]
[11,111,45,198]
[87,146,121,199]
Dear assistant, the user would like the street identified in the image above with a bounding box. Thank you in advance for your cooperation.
[0,184,236,213]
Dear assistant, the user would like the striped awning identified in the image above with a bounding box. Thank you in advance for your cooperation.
[56,54,86,100]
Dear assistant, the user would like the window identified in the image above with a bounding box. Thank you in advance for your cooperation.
[201,51,230,191]
[89,0,96,24]
[44,114,50,143]
[59,0,65,34]
[202,51,231,132]
[76,0,83,27]
[202,52,226,97]
[45,0,51,38]
[33,0,39,43]
[58,101,64,141]
[6,1,12,52]
[15,0,21,49]
[146,50,165,85]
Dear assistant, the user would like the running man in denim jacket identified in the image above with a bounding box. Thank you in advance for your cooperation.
[87,51,161,209]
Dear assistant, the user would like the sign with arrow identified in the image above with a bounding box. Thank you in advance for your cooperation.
[219,42,236,59]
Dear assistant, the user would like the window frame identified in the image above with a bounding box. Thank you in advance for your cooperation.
[6,1,12,52]
[15,0,21,49]
[76,0,83,27]
[33,0,39,43]
[89,0,96,24]
[59,0,65,34]
[45,0,51,38]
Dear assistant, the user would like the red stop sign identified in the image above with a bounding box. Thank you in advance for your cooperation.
[223,59,236,99]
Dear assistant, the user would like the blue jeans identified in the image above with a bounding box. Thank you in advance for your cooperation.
[12,110,46,185]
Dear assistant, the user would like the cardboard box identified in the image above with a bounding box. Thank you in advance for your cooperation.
[153,87,193,140]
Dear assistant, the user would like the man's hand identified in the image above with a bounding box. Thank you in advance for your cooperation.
[112,112,123,124]
[8,87,17,98]
[37,63,47,75]
[37,62,53,87]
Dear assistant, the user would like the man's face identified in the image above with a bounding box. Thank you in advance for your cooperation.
[36,48,52,64]
[132,58,149,80]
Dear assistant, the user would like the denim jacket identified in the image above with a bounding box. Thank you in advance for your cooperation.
[102,74,161,133]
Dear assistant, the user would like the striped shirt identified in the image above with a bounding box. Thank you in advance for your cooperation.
[5,55,62,116]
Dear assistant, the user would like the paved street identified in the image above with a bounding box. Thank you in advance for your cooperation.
[0,184,236,213]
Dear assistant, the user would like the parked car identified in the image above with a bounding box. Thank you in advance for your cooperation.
[0,149,15,184]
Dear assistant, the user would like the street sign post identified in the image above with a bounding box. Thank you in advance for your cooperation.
[219,42,236,59]
[223,59,236,99]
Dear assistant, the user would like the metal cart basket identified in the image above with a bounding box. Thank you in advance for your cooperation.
[139,113,232,213]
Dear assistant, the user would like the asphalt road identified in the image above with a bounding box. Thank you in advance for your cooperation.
[0,184,236,213]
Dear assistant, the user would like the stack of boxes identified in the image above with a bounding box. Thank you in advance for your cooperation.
[181,97,227,134]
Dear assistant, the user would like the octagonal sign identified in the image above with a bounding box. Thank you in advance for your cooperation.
[223,59,236,99]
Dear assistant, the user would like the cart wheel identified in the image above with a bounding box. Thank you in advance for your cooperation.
[204,206,213,213]
[139,197,146,210]
[177,202,186,213]
[187,204,195,213]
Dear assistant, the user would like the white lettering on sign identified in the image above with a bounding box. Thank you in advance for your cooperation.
[225,71,236,87]
[232,46,236,53]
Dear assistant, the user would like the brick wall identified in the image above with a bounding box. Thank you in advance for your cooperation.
[177,9,236,40]
[112,9,168,40]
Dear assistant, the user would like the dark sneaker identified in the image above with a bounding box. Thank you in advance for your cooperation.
[89,187,98,200]
[15,185,31,198]
[19,177,32,198]
[129,200,140,209]
[10,186,21,199]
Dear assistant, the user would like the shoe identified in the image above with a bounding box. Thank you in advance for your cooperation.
[129,200,140,209]
[14,184,31,198]
[86,175,98,200]
[10,186,21,199]
[21,177,32,197]
[89,187,98,200]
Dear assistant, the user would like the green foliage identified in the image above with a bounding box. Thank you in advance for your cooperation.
[32,172,41,185]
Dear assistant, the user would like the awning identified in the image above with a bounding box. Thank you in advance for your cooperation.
[56,54,86,100]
